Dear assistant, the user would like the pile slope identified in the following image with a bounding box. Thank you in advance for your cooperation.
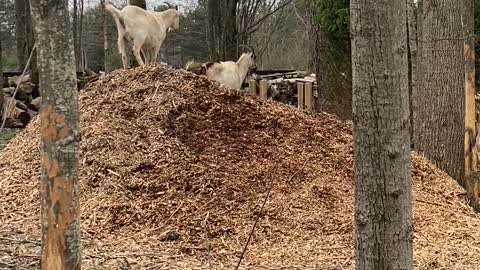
[1,65,480,269]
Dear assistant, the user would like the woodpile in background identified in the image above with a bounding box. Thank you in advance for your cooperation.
[244,70,317,110]
[1,70,101,128]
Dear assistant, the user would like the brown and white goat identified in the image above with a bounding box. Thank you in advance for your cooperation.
[105,2,180,68]
[186,45,257,90]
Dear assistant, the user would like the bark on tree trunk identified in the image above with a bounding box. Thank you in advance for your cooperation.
[73,0,79,70]
[30,0,81,268]
[79,0,84,72]
[413,0,465,184]
[0,38,3,115]
[350,0,413,268]
[101,0,110,72]
[15,0,28,70]
[129,0,146,10]
[206,0,239,61]
[406,0,418,148]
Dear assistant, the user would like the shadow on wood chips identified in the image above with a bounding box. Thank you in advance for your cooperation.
[1,65,480,269]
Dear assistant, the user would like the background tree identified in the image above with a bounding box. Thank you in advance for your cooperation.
[14,0,28,70]
[309,0,351,118]
[30,0,81,268]
[130,0,146,9]
[350,0,413,268]
[0,38,3,114]
[412,0,465,184]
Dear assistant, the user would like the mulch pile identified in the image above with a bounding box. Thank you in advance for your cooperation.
[1,65,480,269]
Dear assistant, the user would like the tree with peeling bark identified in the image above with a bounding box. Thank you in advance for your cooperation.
[30,0,81,268]
[350,0,413,269]
[412,0,465,184]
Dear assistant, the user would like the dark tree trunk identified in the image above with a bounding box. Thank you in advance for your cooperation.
[73,0,79,70]
[79,0,84,72]
[206,0,239,61]
[0,38,3,115]
[101,0,110,72]
[25,1,39,98]
[30,0,81,268]
[15,0,28,70]
[350,0,413,268]
[413,0,465,184]
[129,0,146,10]
[406,0,418,148]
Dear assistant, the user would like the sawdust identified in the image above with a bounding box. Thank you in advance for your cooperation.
[1,65,479,269]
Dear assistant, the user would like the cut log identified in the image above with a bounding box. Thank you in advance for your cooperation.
[8,73,31,86]
[85,68,96,76]
[15,107,31,126]
[15,100,30,112]
[30,96,42,111]
[77,74,100,90]
[3,87,15,95]
[19,81,34,95]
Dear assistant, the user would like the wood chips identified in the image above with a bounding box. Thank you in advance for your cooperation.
[1,65,480,269]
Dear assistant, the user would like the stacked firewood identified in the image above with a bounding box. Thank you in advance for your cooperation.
[1,73,39,128]
[1,70,100,128]
[244,70,317,106]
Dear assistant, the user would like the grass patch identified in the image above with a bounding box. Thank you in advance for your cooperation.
[0,128,19,151]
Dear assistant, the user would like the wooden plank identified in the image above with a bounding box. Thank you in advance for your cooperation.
[297,82,304,110]
[259,80,268,99]
[304,82,313,112]
[248,79,257,96]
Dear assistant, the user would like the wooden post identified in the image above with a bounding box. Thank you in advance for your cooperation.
[259,79,268,99]
[297,82,304,110]
[248,79,257,96]
[304,82,313,112]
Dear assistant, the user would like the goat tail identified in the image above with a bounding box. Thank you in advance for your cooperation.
[105,2,127,31]
[104,2,121,17]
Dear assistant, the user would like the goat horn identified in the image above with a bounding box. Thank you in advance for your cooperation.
[239,45,255,55]
[163,1,177,10]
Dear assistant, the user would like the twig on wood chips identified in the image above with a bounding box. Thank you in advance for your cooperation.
[235,157,310,269]
[235,163,277,270]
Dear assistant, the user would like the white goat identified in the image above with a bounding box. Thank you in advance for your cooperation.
[186,46,257,90]
[105,2,180,69]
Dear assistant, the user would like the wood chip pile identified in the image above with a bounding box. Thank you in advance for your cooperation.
[1,65,480,269]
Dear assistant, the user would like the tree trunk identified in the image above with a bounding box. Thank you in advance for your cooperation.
[413,0,465,184]
[79,0,84,72]
[207,0,221,61]
[350,0,413,268]
[129,0,146,10]
[30,0,81,268]
[224,0,238,60]
[15,0,28,70]
[73,0,79,70]
[0,38,3,116]
[406,0,418,148]
[101,0,110,72]
[206,0,239,61]
[26,1,39,98]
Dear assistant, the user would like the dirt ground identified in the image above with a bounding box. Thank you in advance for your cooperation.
[1,65,480,269]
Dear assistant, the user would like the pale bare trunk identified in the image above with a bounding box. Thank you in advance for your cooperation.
[30,0,81,268]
